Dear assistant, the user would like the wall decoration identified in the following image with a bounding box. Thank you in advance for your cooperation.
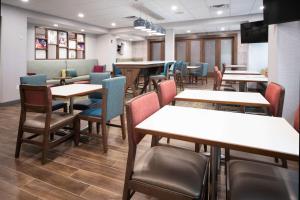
[77,34,84,43]
[35,26,85,60]
[69,50,76,59]
[69,40,76,49]
[59,48,67,59]
[35,38,47,49]
[48,30,57,45]
[36,50,46,59]
[58,31,67,47]
[117,42,124,55]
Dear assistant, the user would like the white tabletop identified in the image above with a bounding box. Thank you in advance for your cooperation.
[222,74,268,82]
[224,70,261,75]
[136,106,299,160]
[115,61,170,65]
[187,66,200,69]
[225,65,247,69]
[175,89,270,107]
[51,84,102,98]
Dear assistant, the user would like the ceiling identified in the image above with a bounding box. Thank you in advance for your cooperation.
[2,0,264,38]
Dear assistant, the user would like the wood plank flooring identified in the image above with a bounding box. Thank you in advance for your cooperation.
[0,78,298,200]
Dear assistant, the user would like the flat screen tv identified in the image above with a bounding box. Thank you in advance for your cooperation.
[241,21,268,43]
[263,0,300,25]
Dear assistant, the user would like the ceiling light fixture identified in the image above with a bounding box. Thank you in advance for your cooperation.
[53,24,58,27]
[259,5,264,10]
[186,30,191,33]
[220,27,225,31]
[171,5,178,11]
[78,13,85,18]
[133,18,165,35]
[111,22,116,27]
[81,29,85,32]
[217,10,223,15]
[134,17,146,29]
[21,0,29,2]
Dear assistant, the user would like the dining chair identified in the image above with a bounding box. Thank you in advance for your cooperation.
[20,74,68,112]
[226,160,298,200]
[214,70,236,92]
[92,64,106,73]
[16,85,75,164]
[190,63,209,84]
[174,61,188,90]
[149,62,174,90]
[112,63,122,77]
[74,76,126,153]
[123,91,209,200]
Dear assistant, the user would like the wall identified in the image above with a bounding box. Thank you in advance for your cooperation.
[0,5,28,103]
[132,40,147,61]
[96,34,116,71]
[116,39,132,59]
[247,43,268,72]
[237,32,249,65]
[268,21,300,124]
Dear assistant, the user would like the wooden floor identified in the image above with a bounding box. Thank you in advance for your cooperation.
[0,78,298,200]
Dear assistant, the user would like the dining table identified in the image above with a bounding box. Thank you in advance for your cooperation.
[135,105,299,200]
[224,64,247,70]
[114,61,169,96]
[174,89,270,108]
[222,74,268,92]
[224,70,261,75]
[51,84,103,114]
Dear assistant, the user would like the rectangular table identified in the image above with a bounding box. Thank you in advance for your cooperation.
[115,61,169,96]
[135,106,299,200]
[175,89,270,107]
[51,84,103,114]
[224,65,247,70]
[222,74,268,82]
[224,70,261,75]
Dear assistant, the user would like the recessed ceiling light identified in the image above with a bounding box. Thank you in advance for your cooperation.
[186,30,191,33]
[81,29,85,32]
[217,10,223,15]
[129,39,133,41]
[78,13,85,18]
[111,22,116,27]
[21,0,29,2]
[53,24,58,27]
[116,36,120,39]
[259,5,264,10]
[171,5,178,11]
[220,27,225,31]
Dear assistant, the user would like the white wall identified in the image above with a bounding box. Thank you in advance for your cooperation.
[237,32,249,65]
[116,39,132,59]
[165,29,175,61]
[268,21,300,124]
[0,5,28,103]
[132,40,147,61]
[247,43,268,72]
[96,34,116,71]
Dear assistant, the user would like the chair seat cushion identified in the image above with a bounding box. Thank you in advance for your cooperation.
[79,108,102,118]
[73,98,102,111]
[229,160,299,200]
[132,146,209,198]
[24,112,74,130]
[52,100,67,111]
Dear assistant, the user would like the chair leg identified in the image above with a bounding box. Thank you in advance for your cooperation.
[122,182,131,200]
[203,144,207,152]
[101,121,108,153]
[42,131,50,164]
[225,148,230,175]
[63,104,68,113]
[282,159,288,168]
[195,143,200,153]
[74,118,80,146]
[88,121,93,134]
[96,122,100,134]
[120,114,126,140]
[15,128,24,158]
[274,157,279,163]
[167,138,170,144]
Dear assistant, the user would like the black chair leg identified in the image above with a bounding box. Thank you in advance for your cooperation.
[15,128,24,158]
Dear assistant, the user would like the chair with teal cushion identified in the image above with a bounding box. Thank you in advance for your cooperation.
[75,76,126,152]
[149,62,174,90]
[190,63,208,84]
[73,72,110,111]
[112,63,122,77]
[20,75,67,112]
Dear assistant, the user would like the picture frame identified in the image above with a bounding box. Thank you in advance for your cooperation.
[35,38,47,49]
[58,48,67,59]
[48,30,57,45]
[36,27,46,39]
[69,40,76,49]
[58,31,67,47]
[77,43,85,50]
[77,34,84,43]
[69,50,76,59]
[36,50,46,59]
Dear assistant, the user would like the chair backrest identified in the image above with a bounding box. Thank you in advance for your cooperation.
[221,63,226,75]
[202,63,208,76]
[157,80,177,107]
[294,106,299,133]
[19,85,52,113]
[93,65,106,73]
[20,74,47,86]
[265,82,285,117]
[88,72,111,99]
[112,63,122,76]
[102,76,126,121]
[126,92,160,146]
[162,62,174,76]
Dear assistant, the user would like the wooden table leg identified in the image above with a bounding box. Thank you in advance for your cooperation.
[120,68,141,96]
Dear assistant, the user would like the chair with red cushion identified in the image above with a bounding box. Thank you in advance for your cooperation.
[123,92,209,200]
[264,82,285,117]
[157,80,177,107]
[294,106,299,133]
[92,65,106,73]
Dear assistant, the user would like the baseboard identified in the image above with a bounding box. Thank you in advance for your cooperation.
[0,99,20,107]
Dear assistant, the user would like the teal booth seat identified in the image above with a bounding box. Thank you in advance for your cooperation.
[20,74,67,112]
[73,72,111,111]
